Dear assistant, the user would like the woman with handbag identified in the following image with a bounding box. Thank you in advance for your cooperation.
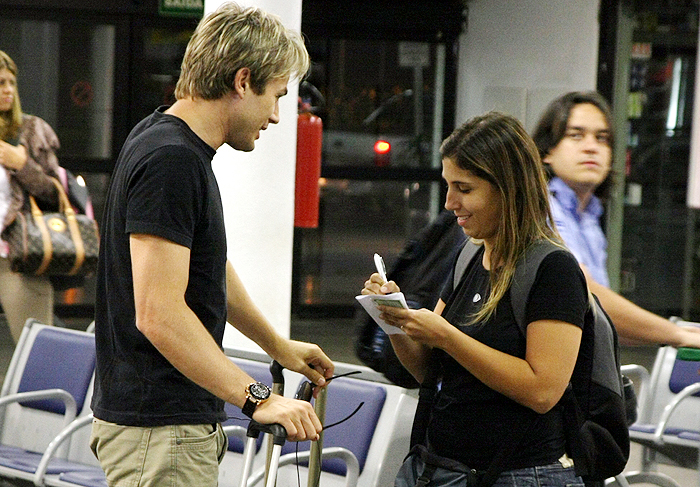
[361,112,588,487]
[0,50,60,343]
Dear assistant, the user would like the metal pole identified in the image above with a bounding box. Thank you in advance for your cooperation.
[307,386,327,487]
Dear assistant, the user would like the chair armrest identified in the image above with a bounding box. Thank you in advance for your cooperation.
[608,470,683,487]
[620,364,650,423]
[653,382,700,444]
[32,413,94,487]
[0,389,78,427]
[247,447,359,487]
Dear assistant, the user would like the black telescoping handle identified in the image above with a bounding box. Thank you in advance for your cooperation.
[246,420,287,446]
[270,360,285,386]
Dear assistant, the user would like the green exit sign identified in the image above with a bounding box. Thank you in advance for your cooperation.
[159,0,204,18]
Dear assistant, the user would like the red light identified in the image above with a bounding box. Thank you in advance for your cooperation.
[374,140,391,154]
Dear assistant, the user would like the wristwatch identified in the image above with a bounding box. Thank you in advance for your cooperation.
[242,381,271,418]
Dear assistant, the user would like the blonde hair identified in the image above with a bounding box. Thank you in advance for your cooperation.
[441,112,564,324]
[0,50,22,142]
[175,2,309,99]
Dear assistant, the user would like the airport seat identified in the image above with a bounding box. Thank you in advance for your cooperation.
[273,367,416,487]
[278,375,386,476]
[35,348,279,487]
[221,347,417,487]
[34,414,107,487]
[607,319,700,487]
[0,319,96,485]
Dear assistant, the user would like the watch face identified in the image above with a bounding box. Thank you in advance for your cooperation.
[249,382,271,401]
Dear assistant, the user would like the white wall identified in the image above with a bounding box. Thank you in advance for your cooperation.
[204,0,303,351]
[455,0,601,132]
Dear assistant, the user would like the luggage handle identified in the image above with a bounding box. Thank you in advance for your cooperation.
[270,360,328,487]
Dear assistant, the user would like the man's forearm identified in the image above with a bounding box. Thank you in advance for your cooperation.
[589,278,684,347]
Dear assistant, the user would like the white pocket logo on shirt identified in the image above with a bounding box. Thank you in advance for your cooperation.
[473,293,481,303]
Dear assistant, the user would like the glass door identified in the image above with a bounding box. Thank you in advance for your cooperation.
[612,2,700,320]
[292,37,451,313]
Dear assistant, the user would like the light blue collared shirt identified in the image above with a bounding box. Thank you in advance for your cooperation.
[548,177,609,288]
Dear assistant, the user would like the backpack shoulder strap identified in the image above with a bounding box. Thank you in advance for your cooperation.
[453,240,482,291]
[510,241,561,334]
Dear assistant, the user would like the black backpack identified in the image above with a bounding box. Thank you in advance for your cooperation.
[355,210,467,388]
[448,239,630,483]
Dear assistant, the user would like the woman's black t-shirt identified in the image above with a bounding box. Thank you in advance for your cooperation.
[428,246,588,471]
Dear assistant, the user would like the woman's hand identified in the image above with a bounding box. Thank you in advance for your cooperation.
[0,140,27,171]
[378,305,455,349]
[361,273,400,296]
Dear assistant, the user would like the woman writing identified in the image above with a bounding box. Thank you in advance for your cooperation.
[0,50,60,343]
[362,112,588,486]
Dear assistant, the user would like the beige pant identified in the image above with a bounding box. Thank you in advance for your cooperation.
[0,257,53,343]
[90,418,228,487]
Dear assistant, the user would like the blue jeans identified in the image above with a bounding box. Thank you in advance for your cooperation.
[492,462,584,487]
[395,453,584,487]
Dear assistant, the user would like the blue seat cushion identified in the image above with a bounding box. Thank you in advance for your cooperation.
[0,444,95,474]
[17,327,96,414]
[630,424,686,435]
[669,358,700,395]
[281,377,386,475]
[59,467,108,487]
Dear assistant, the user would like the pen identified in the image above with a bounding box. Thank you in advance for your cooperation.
[374,253,388,283]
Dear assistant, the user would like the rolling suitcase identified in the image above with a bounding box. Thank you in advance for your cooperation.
[238,361,327,487]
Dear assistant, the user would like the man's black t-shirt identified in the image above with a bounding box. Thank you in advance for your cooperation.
[92,107,227,426]
[429,246,587,471]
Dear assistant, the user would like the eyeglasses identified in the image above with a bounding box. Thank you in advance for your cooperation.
[294,370,362,401]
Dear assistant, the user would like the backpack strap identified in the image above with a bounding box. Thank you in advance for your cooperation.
[509,240,561,334]
[453,240,482,291]
[409,349,442,449]
[410,240,481,452]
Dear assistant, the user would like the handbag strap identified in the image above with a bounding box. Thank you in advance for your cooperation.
[50,178,86,274]
[28,178,86,276]
[28,194,53,275]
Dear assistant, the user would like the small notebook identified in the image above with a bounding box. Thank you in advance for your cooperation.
[355,292,408,335]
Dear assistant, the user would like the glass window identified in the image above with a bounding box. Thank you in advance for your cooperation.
[318,39,438,168]
[0,19,116,160]
[134,26,195,123]
[294,179,442,307]
[618,4,700,318]
[293,36,449,312]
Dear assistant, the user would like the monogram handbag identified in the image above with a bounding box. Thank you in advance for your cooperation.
[3,178,99,276]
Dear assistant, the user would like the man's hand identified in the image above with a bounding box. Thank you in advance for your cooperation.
[271,340,334,393]
[677,325,700,349]
[252,393,322,441]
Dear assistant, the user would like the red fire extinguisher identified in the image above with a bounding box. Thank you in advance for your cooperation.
[294,111,323,228]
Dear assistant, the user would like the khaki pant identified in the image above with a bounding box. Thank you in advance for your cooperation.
[0,257,53,343]
[90,418,228,487]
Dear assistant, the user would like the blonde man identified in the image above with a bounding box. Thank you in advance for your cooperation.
[90,4,334,486]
